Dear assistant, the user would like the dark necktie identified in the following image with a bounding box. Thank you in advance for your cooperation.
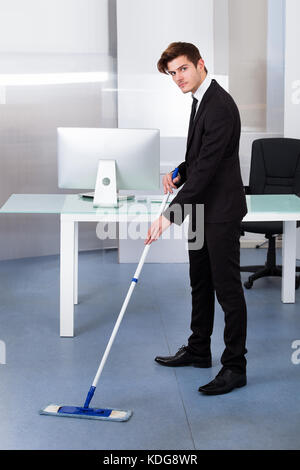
[188,97,198,137]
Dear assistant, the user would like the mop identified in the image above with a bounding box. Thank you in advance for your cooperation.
[40,169,178,422]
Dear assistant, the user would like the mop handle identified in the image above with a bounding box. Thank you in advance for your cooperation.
[90,168,179,390]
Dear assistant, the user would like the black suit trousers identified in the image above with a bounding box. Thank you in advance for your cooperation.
[187,220,247,373]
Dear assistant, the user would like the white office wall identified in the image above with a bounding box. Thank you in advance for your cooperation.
[228,0,268,131]
[0,0,118,260]
[117,0,214,143]
[214,0,284,133]
[0,0,109,53]
[284,0,300,138]
[213,0,229,76]
[266,0,285,133]
[284,0,300,259]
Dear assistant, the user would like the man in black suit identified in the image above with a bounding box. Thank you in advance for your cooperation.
[145,42,247,395]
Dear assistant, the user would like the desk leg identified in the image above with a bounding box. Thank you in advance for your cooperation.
[74,222,78,305]
[282,221,296,303]
[60,217,75,337]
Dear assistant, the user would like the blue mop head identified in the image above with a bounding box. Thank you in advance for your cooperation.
[39,404,132,421]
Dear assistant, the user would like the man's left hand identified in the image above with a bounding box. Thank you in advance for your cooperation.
[145,215,172,245]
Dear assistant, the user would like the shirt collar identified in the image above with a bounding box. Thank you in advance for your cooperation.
[192,73,212,103]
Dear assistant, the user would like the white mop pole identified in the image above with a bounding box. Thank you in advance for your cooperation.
[83,189,174,408]
[92,193,170,386]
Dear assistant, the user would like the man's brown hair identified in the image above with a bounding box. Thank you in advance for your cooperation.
[157,42,208,75]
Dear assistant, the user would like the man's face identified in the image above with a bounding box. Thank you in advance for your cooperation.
[167,55,205,94]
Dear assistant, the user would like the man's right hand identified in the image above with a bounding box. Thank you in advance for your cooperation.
[163,171,181,194]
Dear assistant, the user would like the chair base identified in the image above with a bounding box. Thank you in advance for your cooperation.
[241,233,300,290]
[241,265,300,290]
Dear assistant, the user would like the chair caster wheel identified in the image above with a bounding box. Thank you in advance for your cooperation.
[244,280,253,289]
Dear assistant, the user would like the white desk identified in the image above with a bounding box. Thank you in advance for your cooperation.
[1,193,300,337]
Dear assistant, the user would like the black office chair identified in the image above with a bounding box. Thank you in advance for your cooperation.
[241,138,300,289]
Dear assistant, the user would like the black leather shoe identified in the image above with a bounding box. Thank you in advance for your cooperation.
[155,345,212,368]
[198,368,246,395]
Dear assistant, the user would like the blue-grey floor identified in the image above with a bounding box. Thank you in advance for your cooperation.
[0,247,300,450]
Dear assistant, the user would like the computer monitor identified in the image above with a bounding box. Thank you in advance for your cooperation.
[57,128,160,206]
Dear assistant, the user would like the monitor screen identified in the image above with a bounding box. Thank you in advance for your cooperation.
[57,127,160,191]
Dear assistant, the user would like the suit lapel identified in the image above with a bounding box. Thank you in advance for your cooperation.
[186,80,217,151]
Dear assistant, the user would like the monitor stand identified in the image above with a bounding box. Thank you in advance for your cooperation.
[80,191,134,203]
[82,159,134,207]
[92,159,117,207]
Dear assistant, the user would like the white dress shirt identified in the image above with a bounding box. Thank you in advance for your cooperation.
[192,73,212,117]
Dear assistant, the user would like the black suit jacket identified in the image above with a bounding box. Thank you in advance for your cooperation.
[164,79,247,224]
